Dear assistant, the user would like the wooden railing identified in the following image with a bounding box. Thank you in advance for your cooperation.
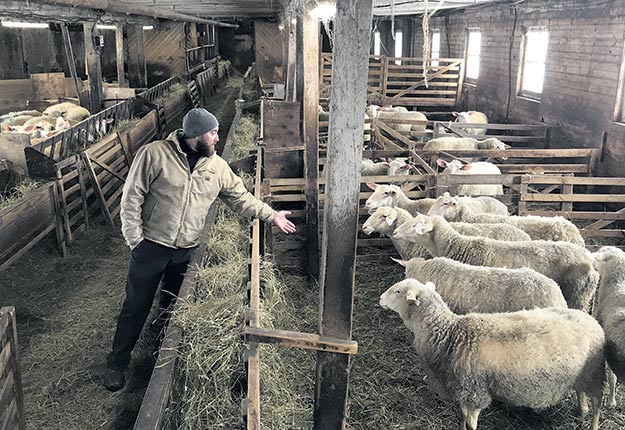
[0,306,25,430]
[320,54,464,106]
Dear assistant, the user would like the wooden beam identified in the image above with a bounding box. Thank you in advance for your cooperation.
[244,327,358,355]
[115,24,126,87]
[286,14,297,101]
[295,0,304,110]
[314,1,373,430]
[83,22,103,113]
[31,0,238,27]
[303,8,320,278]
[60,24,89,109]
[127,25,147,88]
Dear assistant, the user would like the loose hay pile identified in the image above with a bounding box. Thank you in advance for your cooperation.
[230,114,259,161]
[0,177,42,211]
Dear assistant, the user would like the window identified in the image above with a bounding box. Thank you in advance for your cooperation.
[465,29,481,81]
[431,29,441,67]
[373,31,381,56]
[519,28,549,97]
[394,31,403,65]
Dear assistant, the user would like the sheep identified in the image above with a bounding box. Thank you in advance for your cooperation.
[453,110,488,135]
[364,184,508,216]
[360,159,390,176]
[436,159,503,196]
[0,110,41,120]
[428,194,585,246]
[392,256,566,313]
[592,246,625,408]
[379,278,605,430]
[387,158,412,177]
[367,105,427,138]
[43,102,90,122]
[395,213,599,311]
[362,207,530,259]
[423,137,508,159]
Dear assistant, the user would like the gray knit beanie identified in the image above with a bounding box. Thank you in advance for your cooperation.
[182,108,219,137]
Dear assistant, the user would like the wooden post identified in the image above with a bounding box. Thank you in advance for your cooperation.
[303,7,320,278]
[295,0,304,114]
[127,24,147,88]
[83,22,103,113]
[115,24,126,87]
[286,15,297,101]
[61,24,88,108]
[313,1,373,429]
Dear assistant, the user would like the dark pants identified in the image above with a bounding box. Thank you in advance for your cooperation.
[107,240,196,371]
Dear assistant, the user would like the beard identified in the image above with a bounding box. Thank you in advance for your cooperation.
[197,139,216,157]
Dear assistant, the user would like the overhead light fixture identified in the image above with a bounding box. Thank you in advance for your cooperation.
[310,2,336,20]
[143,25,154,30]
[2,21,49,29]
[96,24,116,30]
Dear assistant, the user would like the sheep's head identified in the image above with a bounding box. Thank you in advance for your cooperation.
[482,138,509,150]
[362,207,398,236]
[380,279,436,315]
[592,246,625,273]
[393,213,436,242]
[436,159,471,174]
[364,183,401,213]
[388,158,413,176]
[427,194,461,220]
[452,111,471,123]
[392,257,427,278]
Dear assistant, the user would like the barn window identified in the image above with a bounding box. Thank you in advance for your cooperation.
[465,29,481,81]
[394,31,403,65]
[431,29,441,67]
[374,31,381,56]
[519,28,549,98]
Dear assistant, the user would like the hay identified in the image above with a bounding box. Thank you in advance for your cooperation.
[230,115,259,161]
[0,178,42,211]
[160,83,187,102]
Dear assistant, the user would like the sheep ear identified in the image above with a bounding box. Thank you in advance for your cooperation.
[436,159,448,168]
[452,111,459,118]
[386,213,397,225]
[424,281,436,292]
[381,162,390,168]
[366,182,377,190]
[399,164,411,171]
[504,143,511,149]
[460,164,472,171]
[406,289,419,305]
[391,257,408,267]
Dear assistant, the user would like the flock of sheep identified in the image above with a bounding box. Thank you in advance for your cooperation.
[0,102,91,141]
[351,108,624,430]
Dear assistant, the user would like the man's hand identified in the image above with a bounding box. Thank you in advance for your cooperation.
[273,211,296,234]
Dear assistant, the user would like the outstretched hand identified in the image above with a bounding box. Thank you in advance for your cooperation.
[273,210,296,234]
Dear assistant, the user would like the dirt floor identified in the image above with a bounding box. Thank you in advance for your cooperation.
[0,74,242,430]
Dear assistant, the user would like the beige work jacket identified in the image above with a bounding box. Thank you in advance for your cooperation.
[120,130,276,248]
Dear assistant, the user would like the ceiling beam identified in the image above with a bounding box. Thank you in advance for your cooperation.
[0,1,160,25]
[28,0,239,27]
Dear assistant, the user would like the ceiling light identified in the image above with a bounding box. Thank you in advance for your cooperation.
[310,2,336,20]
[96,25,116,30]
[2,21,49,29]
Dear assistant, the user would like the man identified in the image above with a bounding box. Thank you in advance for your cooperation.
[104,108,296,391]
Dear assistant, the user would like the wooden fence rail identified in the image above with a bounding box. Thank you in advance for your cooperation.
[0,306,26,430]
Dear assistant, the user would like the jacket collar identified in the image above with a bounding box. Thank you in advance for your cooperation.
[167,129,215,171]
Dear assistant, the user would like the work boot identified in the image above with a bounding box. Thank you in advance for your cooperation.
[104,367,126,392]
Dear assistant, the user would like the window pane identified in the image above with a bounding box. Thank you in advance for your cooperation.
[431,32,440,58]
[466,54,480,79]
[395,31,403,65]
[374,31,380,56]
[468,31,481,56]
[525,31,549,63]
[522,62,546,94]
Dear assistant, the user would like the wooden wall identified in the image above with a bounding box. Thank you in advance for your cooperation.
[144,23,187,86]
[405,0,625,177]
[254,20,287,83]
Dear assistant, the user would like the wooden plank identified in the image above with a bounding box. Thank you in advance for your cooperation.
[527,211,625,220]
[245,327,358,355]
[1,398,17,430]
[418,149,596,158]
[314,2,372,429]
[523,176,625,186]
[498,165,588,174]
[521,194,625,203]
[81,153,115,228]
[83,22,103,114]
[115,24,126,87]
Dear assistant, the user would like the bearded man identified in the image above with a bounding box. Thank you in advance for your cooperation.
[104,108,295,391]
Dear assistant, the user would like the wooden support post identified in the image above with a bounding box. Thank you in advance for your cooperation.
[286,14,297,101]
[295,0,304,114]
[83,22,103,113]
[303,8,320,278]
[313,1,373,430]
[115,24,126,87]
[61,24,88,108]
[127,24,147,88]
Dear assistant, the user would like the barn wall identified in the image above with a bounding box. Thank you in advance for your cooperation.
[254,20,287,83]
[144,23,186,86]
[408,0,625,177]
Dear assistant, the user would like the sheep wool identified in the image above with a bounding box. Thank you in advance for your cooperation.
[380,279,605,430]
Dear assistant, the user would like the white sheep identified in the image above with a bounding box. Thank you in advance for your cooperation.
[43,102,91,122]
[364,184,508,216]
[379,278,605,430]
[437,159,503,195]
[360,159,390,176]
[392,256,566,313]
[428,194,585,246]
[423,136,508,151]
[362,207,530,259]
[387,158,413,177]
[453,110,488,135]
[593,246,625,408]
[396,213,599,311]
